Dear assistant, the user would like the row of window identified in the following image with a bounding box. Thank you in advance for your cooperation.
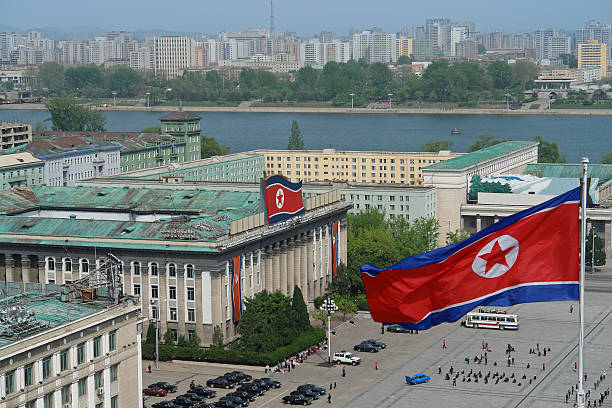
[267,155,440,165]
[45,258,195,278]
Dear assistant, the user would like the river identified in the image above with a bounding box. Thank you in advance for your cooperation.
[1,109,611,163]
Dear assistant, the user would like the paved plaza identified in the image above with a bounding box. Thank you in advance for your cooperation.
[144,289,612,408]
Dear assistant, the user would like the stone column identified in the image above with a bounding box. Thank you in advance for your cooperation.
[272,243,280,293]
[0,254,5,282]
[476,215,482,232]
[21,257,32,283]
[294,239,303,296]
[287,239,295,296]
[37,259,46,285]
[301,235,308,300]
[279,241,288,296]
[5,254,15,283]
[306,231,315,301]
[265,247,273,293]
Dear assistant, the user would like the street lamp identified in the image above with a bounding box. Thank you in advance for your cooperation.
[505,93,511,111]
[591,228,597,272]
[388,93,393,108]
[112,91,117,107]
[146,92,150,108]
[150,299,160,369]
[349,93,355,109]
[320,298,338,366]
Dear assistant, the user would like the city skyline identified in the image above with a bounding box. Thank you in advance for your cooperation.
[3,0,612,37]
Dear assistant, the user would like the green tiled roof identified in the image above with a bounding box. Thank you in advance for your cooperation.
[425,141,538,171]
[523,163,612,185]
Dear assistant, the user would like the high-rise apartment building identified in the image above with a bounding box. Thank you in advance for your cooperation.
[535,29,570,61]
[412,38,434,60]
[396,37,413,60]
[300,40,350,65]
[455,39,478,59]
[352,31,397,63]
[576,21,611,53]
[450,26,467,56]
[154,36,195,79]
[578,40,607,77]
[0,32,20,64]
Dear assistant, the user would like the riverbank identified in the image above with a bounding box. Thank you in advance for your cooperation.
[3,103,612,116]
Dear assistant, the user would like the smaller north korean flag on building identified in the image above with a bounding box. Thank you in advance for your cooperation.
[263,175,305,225]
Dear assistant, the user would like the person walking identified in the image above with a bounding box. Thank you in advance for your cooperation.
[381,324,384,335]
[543,362,546,371]
[375,362,378,370]
[147,364,151,373]
[570,305,573,313]
[443,339,446,349]
[328,393,332,404]
[342,367,346,377]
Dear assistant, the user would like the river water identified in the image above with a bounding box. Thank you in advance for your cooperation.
[1,109,611,163]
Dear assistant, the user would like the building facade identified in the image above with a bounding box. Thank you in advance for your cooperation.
[0,292,143,408]
[578,40,608,77]
[0,122,32,152]
[0,185,349,344]
[0,152,44,190]
[258,148,459,186]
[396,37,413,60]
[154,36,195,79]
[352,31,397,63]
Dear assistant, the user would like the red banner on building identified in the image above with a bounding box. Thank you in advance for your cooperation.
[231,256,242,322]
[332,221,339,277]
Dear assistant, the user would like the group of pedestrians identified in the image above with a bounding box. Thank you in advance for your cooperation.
[565,370,609,406]
[266,341,327,374]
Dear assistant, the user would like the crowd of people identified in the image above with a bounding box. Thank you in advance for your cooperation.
[265,341,327,374]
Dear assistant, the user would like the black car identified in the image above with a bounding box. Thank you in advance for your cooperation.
[149,382,178,393]
[172,396,197,407]
[207,377,235,389]
[353,342,380,352]
[297,384,326,395]
[237,384,266,396]
[191,386,217,398]
[219,395,249,407]
[250,379,271,390]
[290,390,318,400]
[228,371,253,382]
[228,391,256,402]
[223,373,244,384]
[386,324,410,333]
[184,393,206,403]
[152,402,181,408]
[213,400,240,408]
[364,339,387,349]
[257,377,281,389]
[282,394,312,405]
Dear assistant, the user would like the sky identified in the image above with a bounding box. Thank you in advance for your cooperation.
[4,0,612,36]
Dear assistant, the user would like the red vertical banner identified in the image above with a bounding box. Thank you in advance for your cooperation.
[231,256,242,322]
[332,221,339,277]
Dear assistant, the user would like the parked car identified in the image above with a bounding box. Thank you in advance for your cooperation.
[257,377,281,389]
[251,379,271,390]
[354,342,380,352]
[291,389,318,400]
[172,396,197,407]
[213,400,240,408]
[223,373,244,384]
[149,382,178,393]
[228,391,257,402]
[386,324,410,333]
[228,371,253,382]
[405,374,430,385]
[296,384,326,395]
[152,402,180,408]
[237,383,266,396]
[184,393,206,403]
[191,386,217,398]
[144,387,168,397]
[207,377,235,389]
[282,393,312,405]
[219,395,250,407]
[364,339,387,349]
[332,351,361,365]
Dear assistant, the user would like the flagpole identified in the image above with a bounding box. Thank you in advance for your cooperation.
[577,157,588,408]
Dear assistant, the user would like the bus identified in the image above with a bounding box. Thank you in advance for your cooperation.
[463,309,519,330]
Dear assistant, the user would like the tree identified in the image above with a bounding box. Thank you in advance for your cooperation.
[177,334,189,347]
[201,135,230,158]
[601,152,612,164]
[37,62,65,91]
[512,60,539,87]
[421,140,454,152]
[45,98,107,131]
[188,333,200,347]
[332,295,357,320]
[534,136,566,163]
[64,65,103,91]
[487,61,513,89]
[310,308,328,327]
[397,55,412,65]
[560,53,578,68]
[467,133,508,152]
[288,120,305,150]
[446,229,472,245]
[212,325,224,348]
[140,125,161,134]
[586,229,606,268]
[145,323,157,344]
[292,286,311,332]
[2,81,14,91]
[163,329,175,345]
[328,262,364,297]
[107,66,142,97]
[33,122,48,133]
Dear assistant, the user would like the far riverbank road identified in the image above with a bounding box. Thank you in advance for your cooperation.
[3,103,612,116]
[144,283,612,408]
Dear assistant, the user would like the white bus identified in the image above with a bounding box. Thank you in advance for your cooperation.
[463,310,519,330]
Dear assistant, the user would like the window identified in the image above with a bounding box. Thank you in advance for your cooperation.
[188,330,196,340]
[26,401,36,408]
[110,363,118,381]
[186,264,194,278]
[63,258,72,272]
[46,257,55,271]
[78,378,87,395]
[187,308,195,322]
[109,330,117,351]
[151,306,159,320]
[169,308,178,321]
[111,395,118,408]
[25,363,33,386]
[42,356,51,379]
[77,342,85,364]
[133,284,141,296]
[187,287,195,301]
[151,285,159,299]
[133,261,141,275]
[61,385,71,404]
[60,349,68,371]
[81,259,89,273]
[5,369,14,394]
[170,329,178,342]
[169,286,177,300]
[94,336,101,357]
[150,262,158,276]
[44,393,53,408]
[94,371,103,388]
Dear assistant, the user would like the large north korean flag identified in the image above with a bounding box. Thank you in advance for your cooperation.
[264,175,305,224]
[361,187,580,330]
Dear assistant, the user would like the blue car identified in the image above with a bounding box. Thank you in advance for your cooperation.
[405,374,430,385]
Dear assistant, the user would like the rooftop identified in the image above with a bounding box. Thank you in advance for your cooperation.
[424,141,538,171]
[159,111,202,121]
[33,132,183,153]
[26,135,122,158]
[256,148,456,157]
[0,152,43,168]
[0,293,109,349]
[523,163,612,185]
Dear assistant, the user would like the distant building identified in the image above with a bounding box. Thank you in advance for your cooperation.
[576,21,611,54]
[450,26,468,56]
[412,38,434,60]
[535,29,570,62]
[0,121,32,152]
[455,39,478,59]
[154,36,195,79]
[0,152,44,190]
[578,40,608,77]
[352,31,397,63]
[300,40,351,65]
[396,37,413,60]
[0,288,143,408]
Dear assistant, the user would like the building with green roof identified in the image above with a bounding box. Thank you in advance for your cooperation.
[0,184,350,344]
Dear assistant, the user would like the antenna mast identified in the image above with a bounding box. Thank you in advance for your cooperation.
[270,0,275,33]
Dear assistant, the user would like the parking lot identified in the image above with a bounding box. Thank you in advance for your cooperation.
[144,290,612,408]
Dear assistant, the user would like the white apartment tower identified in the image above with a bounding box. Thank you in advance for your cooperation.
[154,36,195,79]
[352,31,397,63]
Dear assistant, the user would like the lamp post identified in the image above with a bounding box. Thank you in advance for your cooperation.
[150,299,159,369]
[320,298,338,366]
[146,92,150,108]
[505,93,511,111]
[388,93,393,108]
[112,91,117,107]
[591,228,596,272]
[349,93,355,109]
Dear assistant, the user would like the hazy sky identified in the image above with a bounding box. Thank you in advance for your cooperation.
[4,0,612,35]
